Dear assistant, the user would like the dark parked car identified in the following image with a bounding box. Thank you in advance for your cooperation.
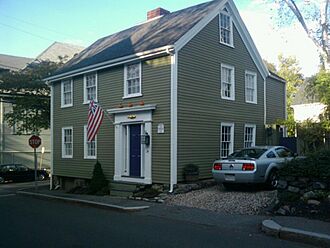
[212,146,296,188]
[0,164,49,183]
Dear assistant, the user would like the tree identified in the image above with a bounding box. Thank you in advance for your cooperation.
[268,0,330,69]
[306,70,330,130]
[270,55,304,136]
[263,59,277,73]
[0,60,61,134]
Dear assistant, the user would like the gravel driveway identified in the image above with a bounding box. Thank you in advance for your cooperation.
[165,185,277,215]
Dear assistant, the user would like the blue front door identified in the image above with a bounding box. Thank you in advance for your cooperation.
[129,124,141,177]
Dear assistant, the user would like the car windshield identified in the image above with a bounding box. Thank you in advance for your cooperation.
[228,148,267,159]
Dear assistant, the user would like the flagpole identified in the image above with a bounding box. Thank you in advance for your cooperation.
[96,101,113,123]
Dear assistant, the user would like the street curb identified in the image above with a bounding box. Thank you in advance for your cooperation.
[17,191,150,212]
[262,219,330,247]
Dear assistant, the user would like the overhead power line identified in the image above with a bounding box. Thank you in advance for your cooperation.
[0,12,72,38]
[0,22,54,42]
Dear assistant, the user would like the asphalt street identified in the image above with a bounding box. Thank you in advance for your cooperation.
[0,182,314,248]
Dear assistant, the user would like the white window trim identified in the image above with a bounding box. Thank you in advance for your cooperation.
[61,79,73,108]
[220,64,235,101]
[219,11,234,47]
[62,126,73,158]
[244,124,256,148]
[83,72,98,104]
[84,125,97,159]
[123,62,142,99]
[245,70,257,104]
[220,122,234,158]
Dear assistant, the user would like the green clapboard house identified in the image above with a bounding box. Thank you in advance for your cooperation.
[45,0,286,193]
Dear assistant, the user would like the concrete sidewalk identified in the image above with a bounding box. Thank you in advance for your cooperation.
[17,185,151,212]
[262,217,330,247]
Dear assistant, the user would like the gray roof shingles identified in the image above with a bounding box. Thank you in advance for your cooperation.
[52,0,220,77]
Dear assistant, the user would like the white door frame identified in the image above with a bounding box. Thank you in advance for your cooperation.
[108,104,156,184]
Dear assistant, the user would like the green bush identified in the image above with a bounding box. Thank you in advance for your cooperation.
[279,149,330,180]
[88,161,109,195]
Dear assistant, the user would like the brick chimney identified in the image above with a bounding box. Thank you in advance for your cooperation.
[147,7,170,20]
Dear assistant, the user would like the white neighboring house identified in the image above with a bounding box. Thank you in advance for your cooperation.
[292,102,327,122]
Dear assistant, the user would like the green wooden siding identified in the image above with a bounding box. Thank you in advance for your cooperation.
[53,56,171,183]
[177,16,266,181]
[266,77,286,124]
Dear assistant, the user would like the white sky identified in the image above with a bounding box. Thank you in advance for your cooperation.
[240,7,320,77]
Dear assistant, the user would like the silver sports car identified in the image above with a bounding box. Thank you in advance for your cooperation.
[212,146,296,188]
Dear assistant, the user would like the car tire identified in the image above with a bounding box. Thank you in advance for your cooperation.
[38,174,45,181]
[267,169,279,189]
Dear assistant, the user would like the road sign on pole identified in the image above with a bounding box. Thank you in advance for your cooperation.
[29,135,41,149]
[29,135,41,191]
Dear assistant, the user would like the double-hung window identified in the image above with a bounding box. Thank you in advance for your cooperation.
[62,127,73,158]
[220,12,233,46]
[84,125,97,159]
[61,79,73,108]
[84,73,97,103]
[124,63,142,98]
[220,123,234,158]
[245,71,257,103]
[221,64,235,100]
[244,124,256,148]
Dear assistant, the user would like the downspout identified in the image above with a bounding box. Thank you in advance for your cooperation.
[169,48,177,193]
[0,99,3,164]
[50,84,54,190]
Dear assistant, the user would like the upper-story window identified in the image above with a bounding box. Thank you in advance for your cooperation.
[221,64,235,100]
[124,63,142,98]
[61,79,73,108]
[220,11,233,46]
[84,72,97,103]
[245,71,257,104]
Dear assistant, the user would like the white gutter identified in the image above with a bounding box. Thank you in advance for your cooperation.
[45,45,174,83]
[169,50,178,193]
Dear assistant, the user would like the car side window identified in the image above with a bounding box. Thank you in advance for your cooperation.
[275,148,293,158]
[1,165,17,172]
[266,151,276,158]
[16,165,29,171]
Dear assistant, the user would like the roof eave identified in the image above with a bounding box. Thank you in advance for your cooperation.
[44,45,175,84]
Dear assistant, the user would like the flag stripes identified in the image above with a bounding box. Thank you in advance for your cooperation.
[87,100,104,142]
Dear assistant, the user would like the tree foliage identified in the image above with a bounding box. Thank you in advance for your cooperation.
[305,70,330,130]
[267,0,330,69]
[0,61,61,134]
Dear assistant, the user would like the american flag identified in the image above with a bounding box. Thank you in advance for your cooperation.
[87,100,104,142]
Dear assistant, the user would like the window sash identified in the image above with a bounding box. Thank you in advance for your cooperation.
[244,125,256,148]
[85,73,97,102]
[125,63,141,96]
[220,13,232,45]
[62,128,73,157]
[245,72,256,103]
[84,125,96,159]
[61,80,72,107]
[221,66,234,99]
[220,124,234,158]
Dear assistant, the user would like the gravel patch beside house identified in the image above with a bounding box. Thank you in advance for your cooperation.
[165,185,277,215]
